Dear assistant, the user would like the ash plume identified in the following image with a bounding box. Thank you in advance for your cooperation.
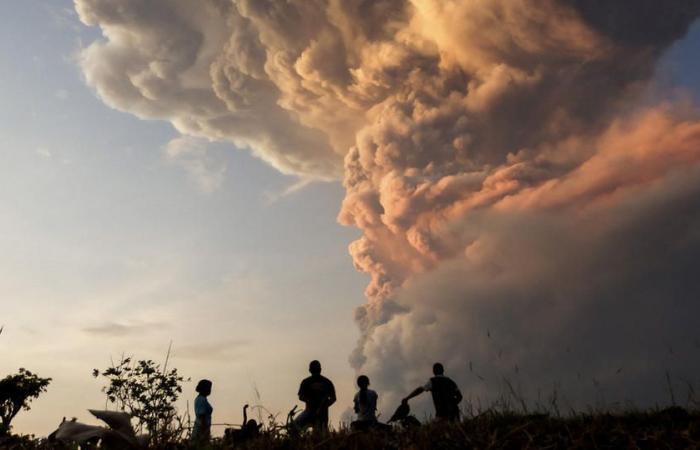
[75,0,700,411]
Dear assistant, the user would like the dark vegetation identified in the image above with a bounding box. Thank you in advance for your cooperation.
[213,409,700,449]
[92,355,189,444]
[0,369,51,437]
[1,330,699,449]
[2,408,700,449]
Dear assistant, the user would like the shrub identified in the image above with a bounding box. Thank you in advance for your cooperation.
[93,357,187,444]
[0,368,51,435]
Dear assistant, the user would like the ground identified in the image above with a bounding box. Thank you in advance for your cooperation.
[2,408,698,449]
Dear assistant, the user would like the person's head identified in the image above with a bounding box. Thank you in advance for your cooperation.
[245,419,259,433]
[309,360,322,375]
[196,379,212,396]
[433,363,444,376]
[357,375,370,390]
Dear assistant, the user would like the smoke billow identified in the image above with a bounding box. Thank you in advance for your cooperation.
[76,0,700,411]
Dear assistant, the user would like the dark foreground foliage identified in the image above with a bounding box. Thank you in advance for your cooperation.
[0,369,51,436]
[3,407,699,450]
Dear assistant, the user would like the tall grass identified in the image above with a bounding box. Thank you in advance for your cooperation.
[4,405,699,449]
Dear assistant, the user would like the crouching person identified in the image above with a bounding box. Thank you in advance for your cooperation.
[293,360,336,433]
[224,404,261,446]
[402,363,462,421]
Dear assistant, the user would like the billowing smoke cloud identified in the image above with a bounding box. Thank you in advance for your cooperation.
[75,0,700,411]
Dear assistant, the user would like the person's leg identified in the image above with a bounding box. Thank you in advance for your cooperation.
[352,419,380,432]
[315,409,329,433]
[374,421,393,432]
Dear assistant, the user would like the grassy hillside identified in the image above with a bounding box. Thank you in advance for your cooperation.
[3,407,699,449]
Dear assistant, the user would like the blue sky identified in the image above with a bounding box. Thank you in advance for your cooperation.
[1,0,700,436]
[0,0,366,434]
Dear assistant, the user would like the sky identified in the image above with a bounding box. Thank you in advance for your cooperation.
[2,0,700,437]
[0,0,367,435]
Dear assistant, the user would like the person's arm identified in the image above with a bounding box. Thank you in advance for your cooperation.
[194,397,205,417]
[455,388,463,404]
[353,394,359,413]
[298,381,308,402]
[205,398,213,425]
[327,381,337,407]
[402,387,424,403]
[195,397,212,425]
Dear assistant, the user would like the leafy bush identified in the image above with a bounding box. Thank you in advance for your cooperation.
[0,369,51,436]
[93,357,187,443]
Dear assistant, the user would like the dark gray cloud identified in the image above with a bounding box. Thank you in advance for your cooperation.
[82,321,167,337]
[567,0,700,46]
[362,167,700,415]
[173,339,249,362]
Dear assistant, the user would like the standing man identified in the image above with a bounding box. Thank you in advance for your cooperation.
[294,360,336,432]
[402,363,462,420]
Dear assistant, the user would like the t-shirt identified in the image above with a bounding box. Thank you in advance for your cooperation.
[423,375,461,419]
[353,389,378,421]
[298,374,336,414]
[193,394,213,437]
[194,395,213,423]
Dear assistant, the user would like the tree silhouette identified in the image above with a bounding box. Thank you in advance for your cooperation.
[93,357,186,443]
[0,368,51,435]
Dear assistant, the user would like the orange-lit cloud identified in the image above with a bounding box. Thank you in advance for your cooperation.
[75,0,700,411]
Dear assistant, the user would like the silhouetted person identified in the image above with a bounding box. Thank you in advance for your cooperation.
[388,401,421,428]
[351,375,379,431]
[402,363,462,420]
[192,379,213,443]
[293,360,336,432]
[225,404,260,445]
[241,404,260,438]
